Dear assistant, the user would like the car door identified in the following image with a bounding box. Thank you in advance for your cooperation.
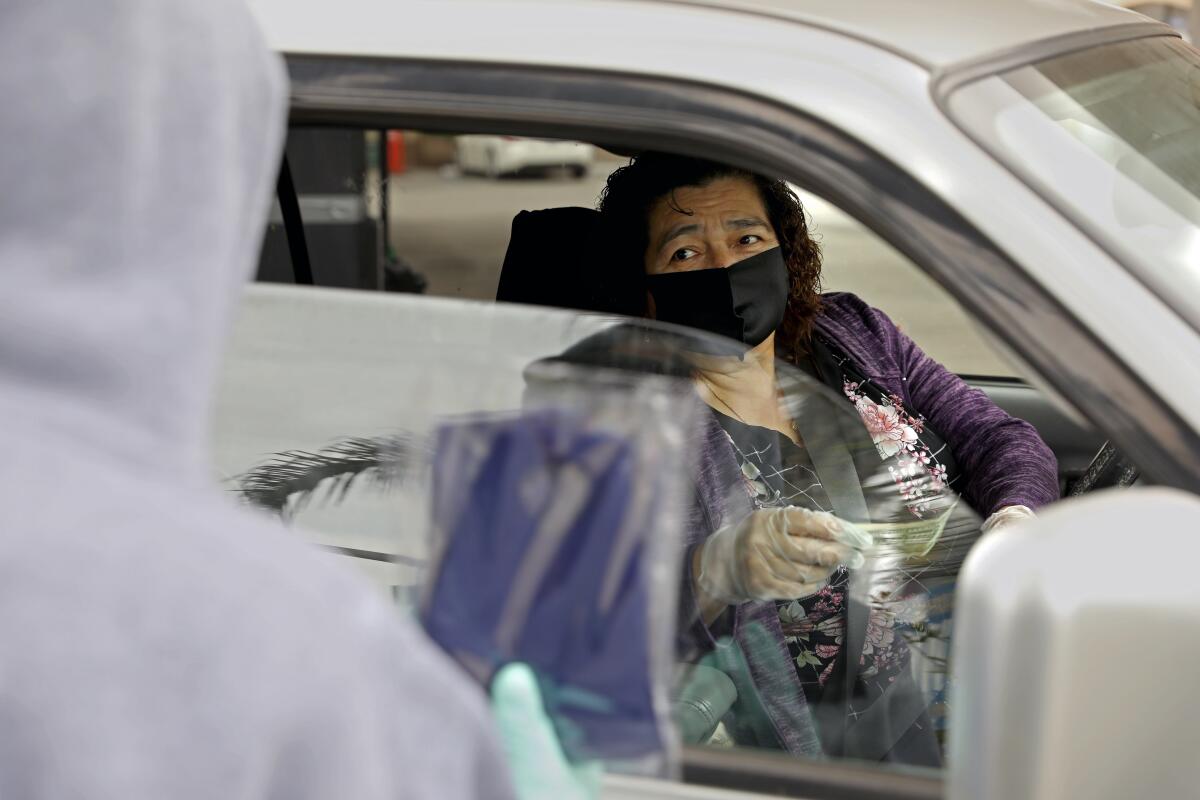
[212,52,1192,800]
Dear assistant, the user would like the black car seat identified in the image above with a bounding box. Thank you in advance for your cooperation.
[495,206,643,316]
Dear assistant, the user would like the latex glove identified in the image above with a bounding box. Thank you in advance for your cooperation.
[981,504,1035,533]
[697,506,873,603]
[491,662,603,800]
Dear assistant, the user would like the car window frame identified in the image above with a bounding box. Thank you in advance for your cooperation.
[278,53,1200,494]
[255,52,1200,799]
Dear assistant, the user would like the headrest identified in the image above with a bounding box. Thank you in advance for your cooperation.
[495,207,644,316]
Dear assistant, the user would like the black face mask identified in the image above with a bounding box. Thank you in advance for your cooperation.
[646,246,789,354]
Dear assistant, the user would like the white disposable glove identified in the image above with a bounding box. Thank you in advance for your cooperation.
[696,506,874,604]
[491,662,603,800]
[981,504,1035,533]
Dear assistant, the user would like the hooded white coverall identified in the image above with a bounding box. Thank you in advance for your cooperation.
[0,2,516,797]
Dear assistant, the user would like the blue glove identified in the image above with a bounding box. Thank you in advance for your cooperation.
[491,663,603,800]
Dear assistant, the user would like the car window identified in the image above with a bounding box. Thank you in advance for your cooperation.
[946,35,1200,331]
[795,192,1017,377]
[259,127,1019,377]
[220,126,1083,791]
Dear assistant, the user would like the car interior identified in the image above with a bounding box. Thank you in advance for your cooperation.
[219,122,1145,793]
[254,125,1120,496]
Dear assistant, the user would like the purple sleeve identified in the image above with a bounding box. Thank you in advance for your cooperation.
[872,306,1060,515]
[676,414,751,656]
[677,543,739,658]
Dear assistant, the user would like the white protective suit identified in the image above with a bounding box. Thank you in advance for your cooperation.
[0,2,515,798]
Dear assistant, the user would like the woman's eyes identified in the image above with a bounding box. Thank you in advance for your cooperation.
[667,235,763,265]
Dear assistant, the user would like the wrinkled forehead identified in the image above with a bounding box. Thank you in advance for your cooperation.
[647,175,767,230]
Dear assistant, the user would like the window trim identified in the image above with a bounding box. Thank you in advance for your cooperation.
[928,22,1179,98]
[681,747,940,800]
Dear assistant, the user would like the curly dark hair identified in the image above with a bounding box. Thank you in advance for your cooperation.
[597,152,823,362]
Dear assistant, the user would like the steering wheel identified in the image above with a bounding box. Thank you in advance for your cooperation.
[1068,441,1140,495]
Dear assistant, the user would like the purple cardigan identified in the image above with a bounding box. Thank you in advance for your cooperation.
[814,292,1058,515]
[681,292,1059,757]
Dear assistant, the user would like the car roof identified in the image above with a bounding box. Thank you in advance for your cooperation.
[250,0,1155,73]
[636,0,1151,69]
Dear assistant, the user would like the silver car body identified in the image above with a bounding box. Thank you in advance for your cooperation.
[238,1,1200,798]
[247,0,1200,456]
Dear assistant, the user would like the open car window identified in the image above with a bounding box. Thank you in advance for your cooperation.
[218,126,1100,793]
[259,128,1019,377]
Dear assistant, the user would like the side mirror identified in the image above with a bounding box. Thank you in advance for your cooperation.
[948,488,1200,799]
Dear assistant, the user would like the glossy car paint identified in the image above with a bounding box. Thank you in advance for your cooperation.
[237,1,1200,797]
[245,0,1200,455]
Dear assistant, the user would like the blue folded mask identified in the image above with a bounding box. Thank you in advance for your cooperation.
[420,408,666,763]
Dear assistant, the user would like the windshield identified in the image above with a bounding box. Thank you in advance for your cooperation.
[948,35,1200,326]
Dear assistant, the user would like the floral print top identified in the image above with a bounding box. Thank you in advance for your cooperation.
[842,380,956,519]
[712,335,962,716]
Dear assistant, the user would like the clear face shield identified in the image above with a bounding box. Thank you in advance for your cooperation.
[227,297,979,773]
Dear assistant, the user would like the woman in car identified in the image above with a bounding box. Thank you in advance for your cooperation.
[591,152,1060,763]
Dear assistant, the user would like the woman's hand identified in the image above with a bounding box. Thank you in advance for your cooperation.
[981,504,1036,533]
[696,507,873,608]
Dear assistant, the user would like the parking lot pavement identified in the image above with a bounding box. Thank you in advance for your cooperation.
[387,166,1015,376]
